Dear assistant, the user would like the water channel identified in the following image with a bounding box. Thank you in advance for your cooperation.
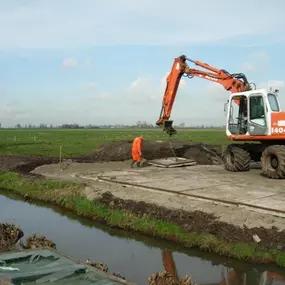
[0,192,285,285]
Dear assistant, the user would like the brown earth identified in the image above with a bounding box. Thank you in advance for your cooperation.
[76,140,223,165]
[148,271,194,285]
[0,223,24,252]
[0,141,222,175]
[0,223,55,252]
[98,192,285,252]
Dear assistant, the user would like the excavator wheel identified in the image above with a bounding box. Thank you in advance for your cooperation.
[261,145,285,179]
[222,145,251,172]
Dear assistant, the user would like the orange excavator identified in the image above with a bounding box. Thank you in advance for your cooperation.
[162,250,285,284]
[156,55,285,179]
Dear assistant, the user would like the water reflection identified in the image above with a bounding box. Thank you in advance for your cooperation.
[163,250,285,285]
[0,191,285,285]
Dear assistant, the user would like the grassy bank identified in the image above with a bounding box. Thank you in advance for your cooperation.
[1,171,285,267]
[0,128,228,157]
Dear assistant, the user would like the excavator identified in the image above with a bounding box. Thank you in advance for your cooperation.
[156,55,285,179]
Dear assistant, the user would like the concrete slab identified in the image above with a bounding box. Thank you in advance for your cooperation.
[247,193,285,212]
[148,157,196,168]
[33,161,285,228]
[182,184,282,203]
[97,165,285,216]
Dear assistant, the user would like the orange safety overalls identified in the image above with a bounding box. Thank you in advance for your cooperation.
[132,136,143,162]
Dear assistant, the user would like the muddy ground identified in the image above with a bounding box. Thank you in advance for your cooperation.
[98,191,285,252]
[1,140,285,254]
[0,140,222,176]
[77,140,223,165]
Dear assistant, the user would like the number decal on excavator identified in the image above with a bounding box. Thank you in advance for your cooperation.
[272,127,285,134]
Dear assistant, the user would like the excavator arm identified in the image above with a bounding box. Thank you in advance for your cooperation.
[156,55,253,136]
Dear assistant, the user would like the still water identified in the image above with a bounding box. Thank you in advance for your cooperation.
[0,192,285,285]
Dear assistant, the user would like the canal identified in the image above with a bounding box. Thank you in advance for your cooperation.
[0,192,285,285]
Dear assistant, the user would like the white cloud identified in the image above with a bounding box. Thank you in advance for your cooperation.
[85,58,94,68]
[241,51,270,73]
[81,82,97,90]
[2,76,285,128]
[62,58,78,68]
[0,0,284,49]
[0,105,31,124]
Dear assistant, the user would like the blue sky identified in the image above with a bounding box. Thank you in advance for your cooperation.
[0,0,285,127]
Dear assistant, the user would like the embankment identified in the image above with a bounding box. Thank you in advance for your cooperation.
[1,140,285,267]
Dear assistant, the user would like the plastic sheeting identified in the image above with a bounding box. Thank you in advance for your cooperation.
[0,249,134,285]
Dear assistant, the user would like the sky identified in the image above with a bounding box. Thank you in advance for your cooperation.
[0,0,285,127]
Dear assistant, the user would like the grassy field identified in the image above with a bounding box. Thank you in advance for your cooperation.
[0,128,228,157]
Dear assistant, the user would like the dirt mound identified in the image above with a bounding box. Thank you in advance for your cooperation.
[99,192,285,251]
[78,140,222,165]
[148,271,194,285]
[0,223,23,252]
[25,234,56,249]
[0,223,56,252]
[0,156,57,179]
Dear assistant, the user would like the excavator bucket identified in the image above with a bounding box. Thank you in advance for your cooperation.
[163,120,177,136]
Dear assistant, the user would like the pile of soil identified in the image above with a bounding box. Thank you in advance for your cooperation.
[78,140,223,165]
[0,223,56,253]
[85,259,126,280]
[0,155,57,180]
[148,271,194,285]
[25,234,56,249]
[0,223,23,252]
[99,192,285,252]
[0,140,222,177]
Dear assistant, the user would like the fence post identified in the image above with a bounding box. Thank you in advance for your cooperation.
[59,145,62,171]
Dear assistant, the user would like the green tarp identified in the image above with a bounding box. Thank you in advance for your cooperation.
[0,249,134,285]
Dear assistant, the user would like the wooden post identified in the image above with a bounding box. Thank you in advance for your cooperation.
[59,145,62,171]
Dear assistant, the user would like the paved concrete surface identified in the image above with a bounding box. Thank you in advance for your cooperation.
[98,165,285,214]
[32,161,285,230]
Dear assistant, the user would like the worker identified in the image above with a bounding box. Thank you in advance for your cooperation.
[131,135,144,168]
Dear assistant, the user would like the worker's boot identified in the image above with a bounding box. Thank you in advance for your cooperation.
[131,160,136,168]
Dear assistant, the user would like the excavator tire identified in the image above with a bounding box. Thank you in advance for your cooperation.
[222,145,250,172]
[261,145,285,179]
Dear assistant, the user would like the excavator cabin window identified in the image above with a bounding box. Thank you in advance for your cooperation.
[268,93,280,111]
[228,95,248,135]
[249,95,266,126]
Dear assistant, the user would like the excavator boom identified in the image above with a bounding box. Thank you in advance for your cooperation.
[156,55,252,135]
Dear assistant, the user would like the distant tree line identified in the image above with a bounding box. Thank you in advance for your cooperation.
[5,121,225,130]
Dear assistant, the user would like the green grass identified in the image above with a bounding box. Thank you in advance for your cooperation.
[1,170,285,267]
[0,128,229,157]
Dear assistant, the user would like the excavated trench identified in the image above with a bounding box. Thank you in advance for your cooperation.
[0,140,223,177]
[77,140,223,165]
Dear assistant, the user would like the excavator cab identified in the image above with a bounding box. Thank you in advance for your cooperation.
[225,88,281,138]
